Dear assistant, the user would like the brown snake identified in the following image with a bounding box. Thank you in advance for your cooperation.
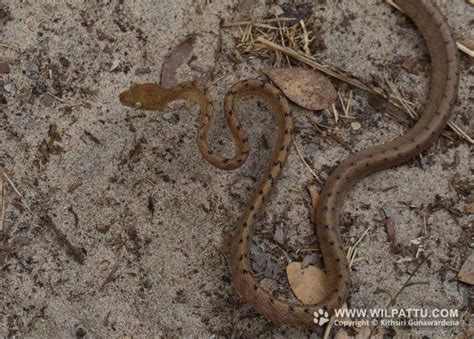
[119,0,459,330]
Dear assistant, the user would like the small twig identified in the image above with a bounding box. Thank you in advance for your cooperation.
[293,140,322,183]
[347,225,371,268]
[1,170,33,215]
[40,213,85,265]
[100,246,126,291]
[456,42,474,58]
[389,254,431,307]
[222,17,296,28]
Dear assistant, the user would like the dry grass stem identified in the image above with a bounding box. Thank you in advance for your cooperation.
[293,140,322,183]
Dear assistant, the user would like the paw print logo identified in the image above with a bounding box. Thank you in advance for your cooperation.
[313,309,329,326]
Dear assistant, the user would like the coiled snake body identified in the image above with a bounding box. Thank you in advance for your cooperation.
[119,0,459,329]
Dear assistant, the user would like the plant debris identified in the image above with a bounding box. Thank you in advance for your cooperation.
[262,67,337,110]
[286,261,332,304]
[160,34,197,86]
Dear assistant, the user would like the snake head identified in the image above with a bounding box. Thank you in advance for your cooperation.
[119,83,171,111]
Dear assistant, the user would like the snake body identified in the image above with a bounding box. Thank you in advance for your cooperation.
[119,0,459,329]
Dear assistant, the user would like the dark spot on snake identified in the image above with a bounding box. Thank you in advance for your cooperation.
[324,224,329,230]
[239,239,243,244]
[329,241,334,245]
[285,112,291,117]
[338,274,343,278]
[304,308,310,313]
[335,257,340,262]
[254,285,258,291]
[336,175,341,180]
[223,158,229,163]
[242,269,248,274]
[288,306,295,312]
[239,255,243,261]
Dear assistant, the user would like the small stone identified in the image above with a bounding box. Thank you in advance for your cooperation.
[135,66,151,75]
[26,62,39,73]
[40,93,55,107]
[163,112,174,121]
[302,253,319,268]
[351,121,361,130]
[3,82,14,93]
[110,59,120,72]
[0,62,10,74]
[143,278,153,289]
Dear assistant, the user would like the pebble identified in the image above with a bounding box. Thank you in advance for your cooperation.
[110,59,120,72]
[351,121,361,130]
[0,62,10,74]
[26,62,39,73]
[163,112,173,121]
[143,278,153,289]
[40,93,55,107]
[136,66,151,75]
[3,82,14,93]
[302,253,319,268]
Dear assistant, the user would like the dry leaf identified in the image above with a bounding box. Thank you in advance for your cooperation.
[263,67,337,110]
[286,261,332,304]
[385,217,396,242]
[306,183,319,224]
[458,252,474,285]
[160,34,197,86]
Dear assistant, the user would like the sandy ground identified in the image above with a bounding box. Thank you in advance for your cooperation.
[1,0,472,337]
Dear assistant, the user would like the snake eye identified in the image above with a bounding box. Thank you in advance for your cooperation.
[134,101,142,108]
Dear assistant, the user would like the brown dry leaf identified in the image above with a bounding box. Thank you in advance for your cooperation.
[385,217,396,242]
[263,67,337,110]
[306,183,319,224]
[458,252,474,285]
[160,34,197,86]
[286,261,332,304]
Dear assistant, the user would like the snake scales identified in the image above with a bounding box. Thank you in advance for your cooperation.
[119,0,459,329]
